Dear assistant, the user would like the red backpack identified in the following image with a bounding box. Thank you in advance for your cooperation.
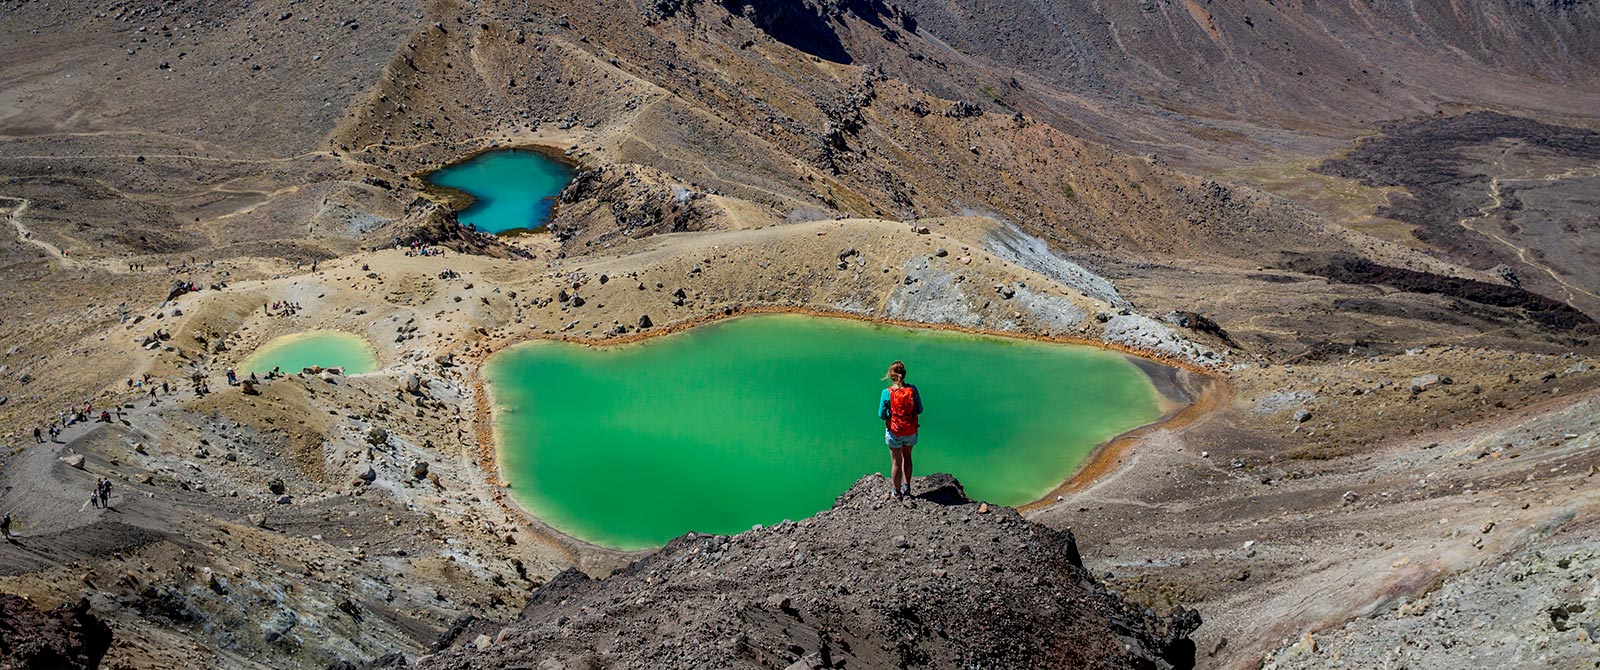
[887,385,919,436]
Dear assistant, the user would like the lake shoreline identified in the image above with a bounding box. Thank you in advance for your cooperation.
[468,306,1230,559]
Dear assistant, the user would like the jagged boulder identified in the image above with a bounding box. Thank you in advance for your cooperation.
[0,595,112,670]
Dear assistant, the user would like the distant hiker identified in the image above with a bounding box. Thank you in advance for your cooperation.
[33,426,43,443]
[98,479,112,508]
[226,368,237,385]
[0,512,11,539]
[878,360,923,501]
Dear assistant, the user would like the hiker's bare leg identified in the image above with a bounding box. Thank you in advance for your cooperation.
[901,445,913,493]
[888,447,904,497]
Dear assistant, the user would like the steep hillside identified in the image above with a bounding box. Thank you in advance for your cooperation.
[892,0,1600,165]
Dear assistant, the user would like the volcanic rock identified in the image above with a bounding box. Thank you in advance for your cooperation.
[0,595,112,670]
[417,474,1199,670]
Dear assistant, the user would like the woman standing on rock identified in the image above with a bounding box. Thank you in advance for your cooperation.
[879,360,923,501]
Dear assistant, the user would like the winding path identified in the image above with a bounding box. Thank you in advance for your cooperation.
[1,196,82,269]
[1456,143,1600,306]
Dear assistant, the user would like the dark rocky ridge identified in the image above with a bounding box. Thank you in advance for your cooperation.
[1284,252,1597,333]
[1313,111,1600,319]
[0,594,113,670]
[1315,112,1600,270]
[414,474,1200,670]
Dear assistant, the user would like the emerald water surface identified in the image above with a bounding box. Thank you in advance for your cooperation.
[426,149,576,233]
[489,314,1166,549]
[240,331,379,375]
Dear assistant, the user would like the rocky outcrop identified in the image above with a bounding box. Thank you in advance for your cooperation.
[715,0,912,64]
[382,200,532,260]
[551,164,723,251]
[417,474,1200,669]
[0,595,113,670]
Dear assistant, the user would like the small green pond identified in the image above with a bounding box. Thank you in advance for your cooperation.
[240,331,379,375]
[488,314,1167,550]
[426,149,576,233]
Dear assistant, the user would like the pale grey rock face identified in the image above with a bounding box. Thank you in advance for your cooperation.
[883,256,983,328]
[1103,313,1219,364]
[985,224,1128,309]
[1011,284,1087,332]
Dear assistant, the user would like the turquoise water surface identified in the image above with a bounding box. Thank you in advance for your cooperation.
[426,149,575,233]
[488,314,1167,549]
[240,331,379,375]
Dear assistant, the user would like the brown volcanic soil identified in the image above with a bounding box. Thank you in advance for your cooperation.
[1,1,1599,669]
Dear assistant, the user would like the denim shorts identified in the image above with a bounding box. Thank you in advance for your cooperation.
[885,431,918,449]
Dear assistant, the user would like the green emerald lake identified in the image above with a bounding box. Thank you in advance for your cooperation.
[426,149,576,233]
[488,314,1167,550]
[240,331,379,375]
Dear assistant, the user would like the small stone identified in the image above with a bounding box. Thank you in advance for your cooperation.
[1292,409,1312,423]
[892,535,909,548]
[275,494,293,505]
[1410,374,1441,392]
[977,503,990,514]
[62,454,86,469]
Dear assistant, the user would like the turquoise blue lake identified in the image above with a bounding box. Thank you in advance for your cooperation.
[426,149,576,233]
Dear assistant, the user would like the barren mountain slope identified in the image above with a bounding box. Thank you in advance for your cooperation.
[893,0,1600,166]
[1,1,1598,670]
